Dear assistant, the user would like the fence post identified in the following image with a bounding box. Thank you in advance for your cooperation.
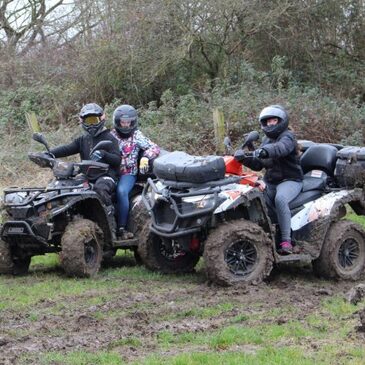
[213,108,225,154]
[25,112,41,133]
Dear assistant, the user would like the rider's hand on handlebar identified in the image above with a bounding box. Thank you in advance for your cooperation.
[139,157,149,174]
[234,149,247,162]
[90,150,105,162]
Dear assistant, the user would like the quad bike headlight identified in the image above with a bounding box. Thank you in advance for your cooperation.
[4,192,28,204]
[182,195,216,210]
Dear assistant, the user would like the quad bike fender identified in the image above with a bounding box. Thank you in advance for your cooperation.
[291,189,364,232]
[291,188,365,258]
[50,192,113,245]
[214,185,274,237]
[214,184,259,213]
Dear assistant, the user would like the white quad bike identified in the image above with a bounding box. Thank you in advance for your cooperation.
[140,132,365,286]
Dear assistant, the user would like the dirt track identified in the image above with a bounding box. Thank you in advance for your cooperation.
[1,259,365,364]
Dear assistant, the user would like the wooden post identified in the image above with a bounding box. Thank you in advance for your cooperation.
[213,108,225,155]
[25,112,41,133]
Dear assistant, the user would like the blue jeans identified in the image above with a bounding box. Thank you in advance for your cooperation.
[264,180,303,242]
[116,174,137,228]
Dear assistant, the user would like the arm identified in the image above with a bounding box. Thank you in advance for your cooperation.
[261,134,296,159]
[49,138,80,158]
[101,137,121,168]
[234,150,264,171]
[241,157,264,171]
[136,130,160,159]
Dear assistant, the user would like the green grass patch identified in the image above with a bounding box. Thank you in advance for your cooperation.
[107,336,143,349]
[347,213,365,228]
[136,346,316,365]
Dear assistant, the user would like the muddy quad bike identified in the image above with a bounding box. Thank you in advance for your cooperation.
[0,133,149,277]
[140,132,365,286]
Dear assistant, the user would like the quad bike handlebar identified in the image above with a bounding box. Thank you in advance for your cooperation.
[28,152,109,180]
[29,133,110,180]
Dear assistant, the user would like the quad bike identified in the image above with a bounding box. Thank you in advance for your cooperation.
[0,133,149,277]
[140,132,365,286]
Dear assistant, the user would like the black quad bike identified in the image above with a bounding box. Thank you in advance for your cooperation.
[0,133,149,277]
[140,132,365,286]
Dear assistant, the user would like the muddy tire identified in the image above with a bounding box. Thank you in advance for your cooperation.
[133,248,143,265]
[0,239,31,275]
[60,218,103,278]
[128,195,150,240]
[138,228,200,274]
[203,220,273,287]
[312,220,365,280]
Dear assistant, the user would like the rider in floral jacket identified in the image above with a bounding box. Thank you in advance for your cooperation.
[111,104,160,239]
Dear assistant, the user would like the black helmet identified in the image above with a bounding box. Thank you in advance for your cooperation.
[113,104,138,137]
[259,105,289,139]
[79,103,105,136]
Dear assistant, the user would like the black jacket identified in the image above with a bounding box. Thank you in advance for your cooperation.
[244,130,303,184]
[50,129,121,181]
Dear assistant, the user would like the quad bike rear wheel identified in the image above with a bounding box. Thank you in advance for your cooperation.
[0,239,31,275]
[60,218,103,278]
[204,220,273,286]
[312,220,365,280]
[138,228,200,274]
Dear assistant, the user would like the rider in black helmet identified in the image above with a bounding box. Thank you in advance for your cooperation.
[234,105,303,255]
[49,103,121,207]
[111,104,160,239]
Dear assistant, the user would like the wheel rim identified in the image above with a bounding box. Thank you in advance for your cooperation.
[225,240,258,276]
[84,239,98,266]
[338,238,360,269]
[159,238,186,262]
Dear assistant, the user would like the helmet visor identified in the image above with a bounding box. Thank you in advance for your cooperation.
[118,117,135,124]
[83,116,101,126]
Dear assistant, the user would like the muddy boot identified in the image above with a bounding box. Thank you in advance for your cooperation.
[118,227,134,240]
[277,241,293,255]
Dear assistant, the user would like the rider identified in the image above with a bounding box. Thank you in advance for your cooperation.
[111,104,160,240]
[49,103,121,207]
[234,105,303,254]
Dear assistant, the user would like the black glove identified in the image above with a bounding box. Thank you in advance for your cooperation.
[234,149,247,162]
[253,148,269,159]
[90,150,105,162]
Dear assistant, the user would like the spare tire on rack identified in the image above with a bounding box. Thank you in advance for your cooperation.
[153,151,226,184]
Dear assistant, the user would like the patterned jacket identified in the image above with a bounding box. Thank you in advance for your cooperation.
[111,129,160,176]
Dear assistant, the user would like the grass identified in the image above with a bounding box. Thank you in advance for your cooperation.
[2,215,365,365]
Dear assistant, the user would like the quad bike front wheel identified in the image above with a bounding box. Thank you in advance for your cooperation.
[312,220,365,280]
[60,218,103,278]
[0,239,31,275]
[204,220,273,286]
[138,228,200,274]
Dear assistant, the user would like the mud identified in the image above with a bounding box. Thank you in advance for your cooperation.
[0,263,365,365]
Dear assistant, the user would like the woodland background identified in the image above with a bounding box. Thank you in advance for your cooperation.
[0,0,364,184]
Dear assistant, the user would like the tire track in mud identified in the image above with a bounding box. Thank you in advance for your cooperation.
[1,269,364,364]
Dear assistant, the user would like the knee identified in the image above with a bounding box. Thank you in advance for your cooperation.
[117,184,129,197]
[275,194,289,209]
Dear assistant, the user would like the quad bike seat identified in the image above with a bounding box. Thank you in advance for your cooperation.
[289,189,323,210]
[288,144,338,210]
[289,171,328,210]
[300,144,338,176]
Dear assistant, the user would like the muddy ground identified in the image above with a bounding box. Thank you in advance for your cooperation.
[0,258,365,365]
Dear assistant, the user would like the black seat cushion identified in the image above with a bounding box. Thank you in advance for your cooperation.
[302,171,327,192]
[300,144,338,176]
[289,190,323,210]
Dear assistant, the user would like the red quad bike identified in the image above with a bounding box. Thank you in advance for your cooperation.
[0,133,149,277]
[140,132,365,286]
